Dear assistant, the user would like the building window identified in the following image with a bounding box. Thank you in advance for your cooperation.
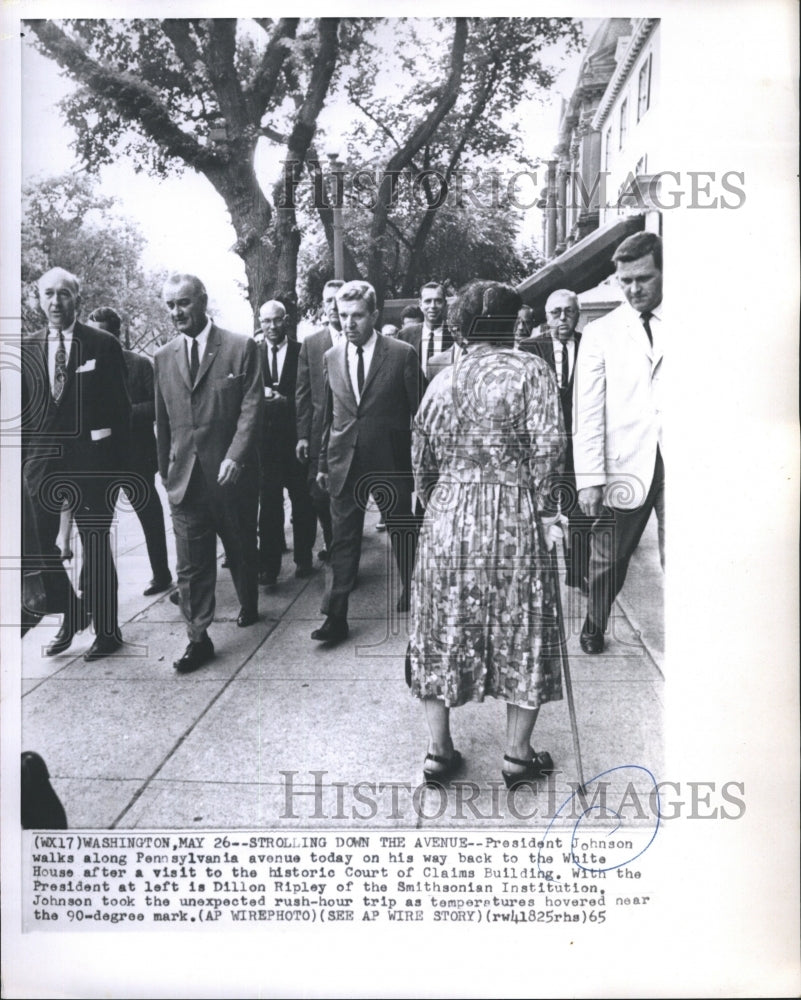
[604,127,612,171]
[619,98,628,151]
[637,53,652,121]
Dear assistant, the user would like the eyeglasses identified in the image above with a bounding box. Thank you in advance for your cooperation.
[548,308,577,318]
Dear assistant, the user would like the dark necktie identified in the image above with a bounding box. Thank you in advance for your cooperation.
[560,342,569,389]
[271,345,279,385]
[356,346,365,396]
[640,311,653,347]
[189,337,199,384]
[426,331,435,361]
[52,329,67,402]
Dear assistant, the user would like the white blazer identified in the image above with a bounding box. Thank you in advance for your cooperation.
[572,301,663,509]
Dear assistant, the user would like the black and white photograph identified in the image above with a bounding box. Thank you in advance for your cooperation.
[2,1,798,997]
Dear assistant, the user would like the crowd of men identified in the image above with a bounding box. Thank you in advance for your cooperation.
[21,230,663,670]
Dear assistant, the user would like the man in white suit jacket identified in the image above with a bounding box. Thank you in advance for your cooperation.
[573,231,664,653]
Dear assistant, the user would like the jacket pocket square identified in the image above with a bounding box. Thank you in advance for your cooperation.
[90,428,112,441]
[76,359,96,373]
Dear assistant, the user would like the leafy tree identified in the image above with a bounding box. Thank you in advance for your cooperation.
[24,17,343,322]
[25,17,579,316]
[336,17,582,302]
[22,172,170,352]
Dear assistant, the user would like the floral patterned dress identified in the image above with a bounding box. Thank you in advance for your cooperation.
[408,345,566,709]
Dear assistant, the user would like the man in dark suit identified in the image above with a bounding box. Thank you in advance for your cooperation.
[154,273,263,673]
[295,279,344,558]
[519,288,591,594]
[256,299,316,586]
[312,280,424,642]
[397,282,454,368]
[87,307,172,596]
[21,267,131,661]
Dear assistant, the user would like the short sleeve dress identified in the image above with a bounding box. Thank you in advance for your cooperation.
[408,345,566,709]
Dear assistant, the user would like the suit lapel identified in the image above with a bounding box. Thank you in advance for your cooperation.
[336,342,358,410]
[195,325,220,388]
[359,332,385,402]
[171,333,193,391]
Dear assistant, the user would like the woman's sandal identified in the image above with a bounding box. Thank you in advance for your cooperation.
[423,750,463,785]
[502,750,555,790]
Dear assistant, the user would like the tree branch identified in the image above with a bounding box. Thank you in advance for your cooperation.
[160,19,204,78]
[26,19,219,170]
[244,17,299,121]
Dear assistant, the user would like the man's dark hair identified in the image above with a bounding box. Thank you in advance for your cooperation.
[401,304,424,323]
[87,306,122,337]
[452,280,521,347]
[419,281,445,297]
[613,231,662,271]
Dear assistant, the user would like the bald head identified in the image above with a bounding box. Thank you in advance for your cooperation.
[38,267,81,330]
[259,299,287,345]
[545,289,579,342]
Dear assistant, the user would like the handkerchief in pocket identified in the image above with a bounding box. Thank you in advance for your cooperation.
[90,428,112,441]
[76,359,97,373]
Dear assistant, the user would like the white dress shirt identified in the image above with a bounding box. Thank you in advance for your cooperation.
[329,324,345,346]
[347,330,378,403]
[266,337,288,384]
[420,324,445,360]
[47,321,76,395]
[551,336,576,388]
[182,318,212,371]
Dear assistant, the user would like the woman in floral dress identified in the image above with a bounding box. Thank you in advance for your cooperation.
[408,281,566,787]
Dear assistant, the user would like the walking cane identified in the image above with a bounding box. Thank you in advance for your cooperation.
[549,521,586,796]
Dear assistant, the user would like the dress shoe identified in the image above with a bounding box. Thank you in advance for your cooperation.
[143,576,172,596]
[174,635,215,674]
[423,749,463,786]
[259,570,277,587]
[294,563,313,579]
[84,633,124,662]
[221,556,229,568]
[311,616,349,643]
[45,604,89,656]
[236,608,258,628]
[375,520,387,533]
[317,549,330,562]
[579,617,605,654]
[501,750,555,789]
[169,589,181,606]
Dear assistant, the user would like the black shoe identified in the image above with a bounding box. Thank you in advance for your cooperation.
[579,617,605,654]
[311,616,349,643]
[501,750,555,789]
[143,576,172,596]
[45,604,89,656]
[317,549,330,562]
[237,608,258,628]
[174,635,215,674]
[169,589,181,606]
[423,750,463,786]
[259,570,277,587]
[221,556,229,568]
[375,521,387,533]
[295,563,313,579]
[84,633,124,662]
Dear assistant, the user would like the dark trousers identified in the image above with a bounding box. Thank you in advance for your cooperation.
[543,473,593,590]
[24,475,119,640]
[258,460,316,578]
[309,474,333,551]
[169,461,259,642]
[587,449,665,632]
[323,464,418,620]
[111,468,170,582]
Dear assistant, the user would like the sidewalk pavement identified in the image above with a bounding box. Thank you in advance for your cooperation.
[22,485,664,830]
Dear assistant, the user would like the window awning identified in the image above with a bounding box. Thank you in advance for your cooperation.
[516,213,646,323]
